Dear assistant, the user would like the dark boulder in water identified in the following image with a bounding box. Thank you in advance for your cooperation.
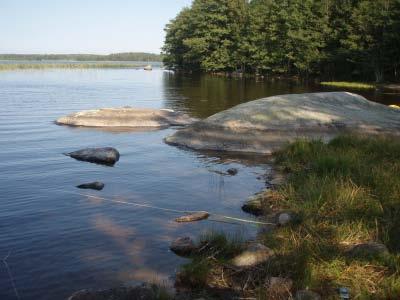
[65,147,120,166]
[76,181,105,191]
[227,168,238,176]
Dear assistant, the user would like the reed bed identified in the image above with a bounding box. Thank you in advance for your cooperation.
[0,63,145,71]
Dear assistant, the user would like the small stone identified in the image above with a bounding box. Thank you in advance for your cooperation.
[276,212,292,225]
[227,168,238,176]
[175,211,210,223]
[76,181,105,191]
[295,290,321,300]
[231,243,274,268]
[346,242,388,258]
[170,237,196,256]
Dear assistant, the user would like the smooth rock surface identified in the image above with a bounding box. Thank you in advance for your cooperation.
[76,181,105,191]
[175,211,210,223]
[165,92,400,153]
[170,237,196,256]
[65,147,120,165]
[56,107,196,128]
[231,243,274,268]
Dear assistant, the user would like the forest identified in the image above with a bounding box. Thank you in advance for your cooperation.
[162,0,400,82]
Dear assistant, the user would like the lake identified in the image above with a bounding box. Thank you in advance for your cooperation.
[0,67,397,300]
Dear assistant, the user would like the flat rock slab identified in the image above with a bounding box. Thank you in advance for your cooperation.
[76,181,105,191]
[65,147,120,166]
[165,92,400,154]
[175,211,210,223]
[56,107,196,128]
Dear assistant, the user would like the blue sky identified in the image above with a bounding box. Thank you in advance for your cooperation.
[0,0,192,54]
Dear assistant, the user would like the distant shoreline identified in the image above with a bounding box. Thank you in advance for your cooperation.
[0,52,163,62]
[0,62,153,71]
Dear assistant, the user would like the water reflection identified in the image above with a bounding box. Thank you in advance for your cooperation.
[162,71,400,118]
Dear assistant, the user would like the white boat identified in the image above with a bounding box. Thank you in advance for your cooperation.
[144,64,152,71]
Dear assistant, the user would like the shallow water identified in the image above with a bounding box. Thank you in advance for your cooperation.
[0,68,397,300]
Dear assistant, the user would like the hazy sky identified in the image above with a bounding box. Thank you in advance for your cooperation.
[0,0,192,54]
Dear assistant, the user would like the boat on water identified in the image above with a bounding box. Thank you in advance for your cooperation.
[144,64,152,71]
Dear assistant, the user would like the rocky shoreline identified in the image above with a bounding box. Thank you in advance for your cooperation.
[62,92,399,299]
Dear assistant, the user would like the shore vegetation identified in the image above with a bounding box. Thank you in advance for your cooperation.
[178,135,400,299]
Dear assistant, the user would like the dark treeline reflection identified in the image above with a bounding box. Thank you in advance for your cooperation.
[162,72,400,118]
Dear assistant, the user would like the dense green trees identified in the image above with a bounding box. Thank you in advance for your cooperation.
[163,0,400,82]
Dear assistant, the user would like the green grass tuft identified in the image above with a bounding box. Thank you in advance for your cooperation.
[270,134,400,298]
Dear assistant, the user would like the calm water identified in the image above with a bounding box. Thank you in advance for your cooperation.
[0,67,398,300]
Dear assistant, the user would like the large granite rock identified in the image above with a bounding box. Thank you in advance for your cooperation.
[56,107,196,128]
[165,92,400,154]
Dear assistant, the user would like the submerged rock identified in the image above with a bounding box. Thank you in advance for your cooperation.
[56,107,196,129]
[65,147,120,165]
[226,168,238,176]
[165,92,400,154]
[346,242,388,258]
[175,211,210,223]
[76,181,105,191]
[170,237,196,256]
[231,243,274,268]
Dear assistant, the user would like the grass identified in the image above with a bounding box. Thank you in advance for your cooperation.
[0,63,145,71]
[320,81,375,89]
[178,135,400,299]
[268,135,400,298]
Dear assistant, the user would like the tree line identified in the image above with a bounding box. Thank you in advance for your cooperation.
[0,52,163,62]
[162,0,400,82]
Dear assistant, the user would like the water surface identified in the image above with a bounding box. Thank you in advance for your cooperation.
[0,67,397,300]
